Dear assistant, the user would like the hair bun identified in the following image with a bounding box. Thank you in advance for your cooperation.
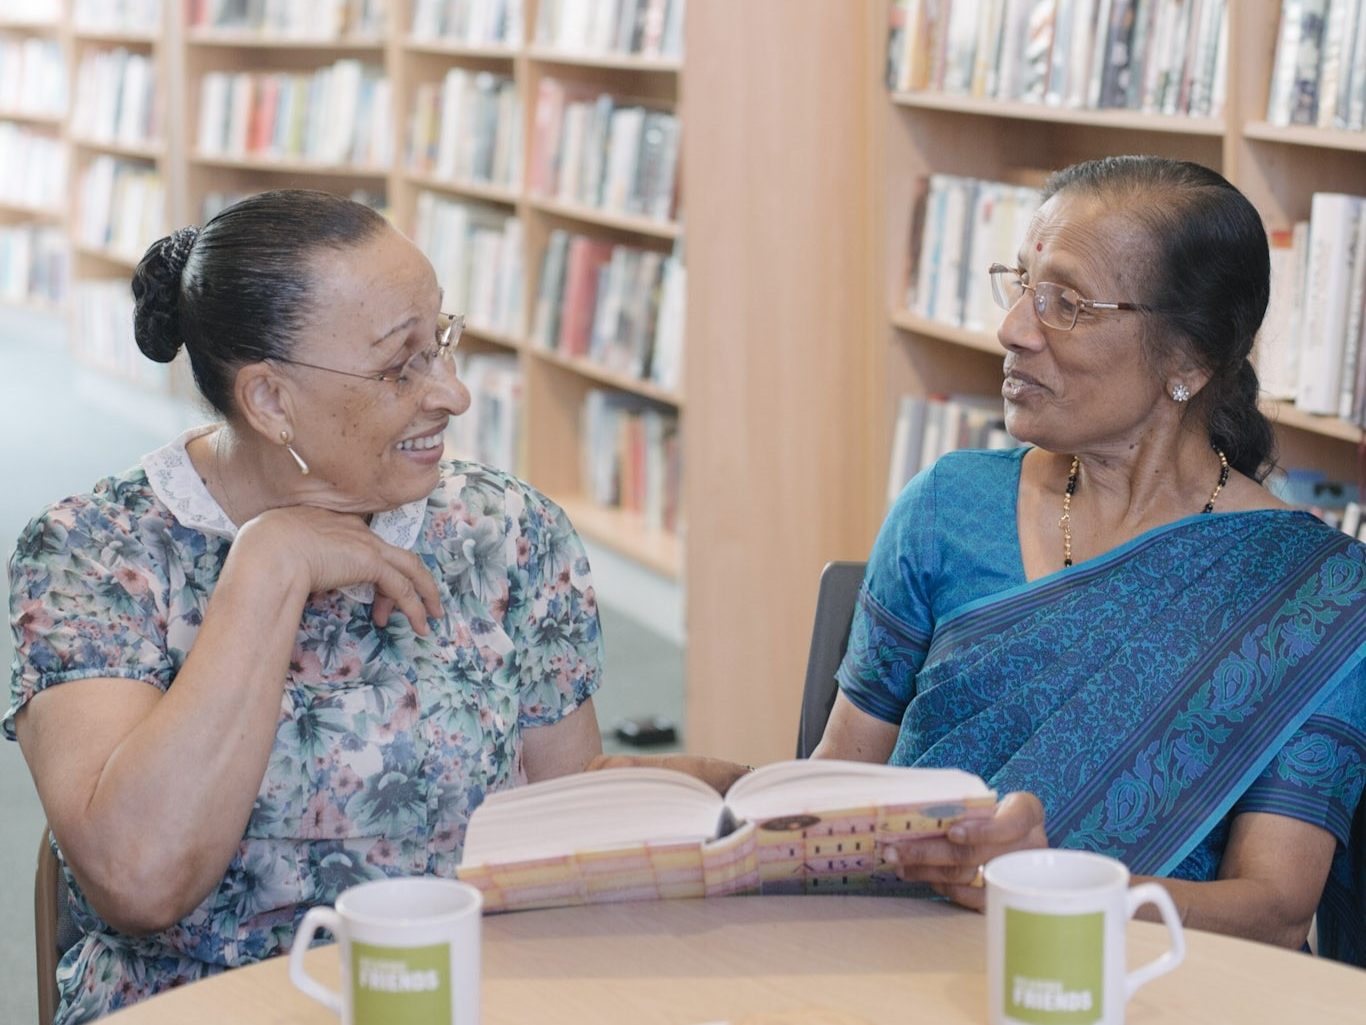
[131,227,200,363]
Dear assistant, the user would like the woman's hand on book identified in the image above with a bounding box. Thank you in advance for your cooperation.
[586,754,754,794]
[882,791,1048,911]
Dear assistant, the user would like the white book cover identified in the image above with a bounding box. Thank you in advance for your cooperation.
[436,69,470,180]
[1161,0,1197,114]
[1257,227,1305,400]
[963,183,1003,333]
[1340,0,1366,127]
[1208,1,1228,116]
[1316,0,1349,127]
[1296,194,1362,413]
[974,0,1008,97]
[1268,0,1307,124]
[603,105,645,213]
[1019,0,1058,103]
[913,175,949,318]
[997,0,1036,100]
[941,0,980,94]
[227,73,253,157]
[650,251,684,390]
[1337,211,1366,418]
[1045,0,1077,103]
[1084,0,1114,108]
[1064,0,1100,106]
[558,100,590,202]
[197,73,230,155]
[647,115,680,220]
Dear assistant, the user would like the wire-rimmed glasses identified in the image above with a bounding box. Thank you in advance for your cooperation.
[271,312,465,396]
[988,263,1151,332]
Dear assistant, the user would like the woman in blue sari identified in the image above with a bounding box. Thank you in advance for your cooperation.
[817,156,1366,964]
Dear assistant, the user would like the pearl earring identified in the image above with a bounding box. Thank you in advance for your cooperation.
[280,430,310,475]
[1170,382,1191,403]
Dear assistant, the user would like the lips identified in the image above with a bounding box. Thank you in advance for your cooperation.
[1002,364,1045,388]
[396,426,447,452]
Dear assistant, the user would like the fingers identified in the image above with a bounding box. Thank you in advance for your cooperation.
[372,561,436,636]
[947,792,1047,847]
[883,791,1049,903]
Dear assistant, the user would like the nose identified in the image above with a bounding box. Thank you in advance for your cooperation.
[996,287,1046,354]
[424,356,472,417]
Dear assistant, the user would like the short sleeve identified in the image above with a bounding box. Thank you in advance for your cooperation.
[1232,663,1366,846]
[6,495,173,740]
[498,484,603,728]
[836,463,940,725]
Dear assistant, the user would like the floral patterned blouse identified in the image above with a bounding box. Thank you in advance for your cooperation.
[6,426,603,1025]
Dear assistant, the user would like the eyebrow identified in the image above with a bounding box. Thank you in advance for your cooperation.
[370,289,443,348]
[371,315,418,348]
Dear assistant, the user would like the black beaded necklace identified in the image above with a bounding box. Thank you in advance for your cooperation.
[1060,447,1230,568]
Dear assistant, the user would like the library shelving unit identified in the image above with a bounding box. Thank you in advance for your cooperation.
[179,14,391,231]
[63,1,185,387]
[0,3,68,314]
[875,0,1366,542]
[390,0,687,579]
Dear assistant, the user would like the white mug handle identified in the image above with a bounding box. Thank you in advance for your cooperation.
[289,906,343,1014]
[1124,882,1187,999]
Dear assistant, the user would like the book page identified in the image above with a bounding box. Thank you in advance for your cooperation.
[461,767,724,866]
[726,760,993,822]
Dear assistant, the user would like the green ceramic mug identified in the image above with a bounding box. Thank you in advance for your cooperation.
[289,877,483,1025]
[986,850,1185,1025]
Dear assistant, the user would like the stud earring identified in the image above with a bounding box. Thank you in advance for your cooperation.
[280,430,310,475]
[1169,382,1192,403]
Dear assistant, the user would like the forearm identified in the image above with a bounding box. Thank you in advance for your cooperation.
[73,552,309,931]
[1132,874,1314,950]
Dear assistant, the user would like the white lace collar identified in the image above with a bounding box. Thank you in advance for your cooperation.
[141,425,428,602]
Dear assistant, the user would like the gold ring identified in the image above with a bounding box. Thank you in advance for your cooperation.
[969,864,986,888]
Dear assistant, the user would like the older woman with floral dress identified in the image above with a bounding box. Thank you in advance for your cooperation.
[5,190,629,1023]
[817,157,1366,964]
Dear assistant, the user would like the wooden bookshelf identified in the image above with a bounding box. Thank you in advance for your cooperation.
[525,46,682,73]
[35,0,1363,769]
[0,108,63,126]
[533,345,684,407]
[1241,121,1366,154]
[0,7,68,314]
[526,195,683,239]
[185,29,386,52]
[61,2,183,385]
[891,91,1225,137]
[402,170,520,207]
[402,37,517,61]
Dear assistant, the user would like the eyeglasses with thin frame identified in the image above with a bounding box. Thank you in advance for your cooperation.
[270,313,464,396]
[988,263,1152,331]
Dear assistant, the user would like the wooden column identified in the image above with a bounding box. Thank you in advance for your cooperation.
[683,0,881,764]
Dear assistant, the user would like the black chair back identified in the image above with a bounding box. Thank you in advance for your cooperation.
[795,561,867,757]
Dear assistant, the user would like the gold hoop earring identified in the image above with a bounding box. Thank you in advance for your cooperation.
[280,430,310,476]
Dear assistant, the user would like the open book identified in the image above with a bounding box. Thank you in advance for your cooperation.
[457,760,995,912]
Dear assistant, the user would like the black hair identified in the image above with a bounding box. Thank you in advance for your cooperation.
[1041,156,1276,482]
[131,189,388,416]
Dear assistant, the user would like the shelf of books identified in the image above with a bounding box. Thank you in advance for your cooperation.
[391,0,687,575]
[879,0,1365,528]
[64,0,177,389]
[0,0,68,314]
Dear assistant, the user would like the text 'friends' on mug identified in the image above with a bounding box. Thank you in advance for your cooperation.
[986,849,1185,1025]
[289,876,483,1025]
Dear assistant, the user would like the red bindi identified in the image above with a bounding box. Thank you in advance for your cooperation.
[1036,242,1043,251]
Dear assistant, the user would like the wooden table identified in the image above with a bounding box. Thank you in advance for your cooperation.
[107,896,1366,1024]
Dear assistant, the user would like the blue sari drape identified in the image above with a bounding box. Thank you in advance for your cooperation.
[841,453,1366,963]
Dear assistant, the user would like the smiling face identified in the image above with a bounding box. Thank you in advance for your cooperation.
[276,225,471,512]
[998,192,1178,455]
